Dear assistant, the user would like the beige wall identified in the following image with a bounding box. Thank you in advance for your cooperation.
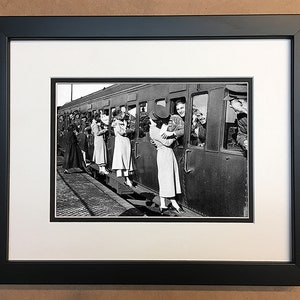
[1,0,300,299]
[0,0,300,15]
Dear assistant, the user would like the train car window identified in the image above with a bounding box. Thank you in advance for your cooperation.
[155,98,166,107]
[127,104,136,139]
[110,107,115,116]
[168,97,186,146]
[128,104,136,115]
[138,102,149,138]
[223,101,243,152]
[140,102,147,112]
[109,107,115,136]
[189,93,208,148]
[128,104,136,121]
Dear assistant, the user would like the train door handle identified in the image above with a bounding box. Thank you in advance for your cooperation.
[134,142,141,159]
[184,149,192,173]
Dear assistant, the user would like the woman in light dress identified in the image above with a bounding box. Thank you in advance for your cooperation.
[111,108,134,187]
[149,105,181,213]
[91,113,109,174]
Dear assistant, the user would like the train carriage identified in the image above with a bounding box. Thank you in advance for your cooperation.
[57,82,249,218]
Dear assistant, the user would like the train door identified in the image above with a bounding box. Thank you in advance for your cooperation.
[182,87,248,217]
[134,101,158,192]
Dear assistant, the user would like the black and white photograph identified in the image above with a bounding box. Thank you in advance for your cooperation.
[54,80,251,221]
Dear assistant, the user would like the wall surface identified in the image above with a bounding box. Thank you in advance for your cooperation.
[0,0,300,15]
[1,0,300,299]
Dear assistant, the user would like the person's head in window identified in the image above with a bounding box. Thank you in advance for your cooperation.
[223,84,248,114]
[193,107,207,126]
[175,99,186,119]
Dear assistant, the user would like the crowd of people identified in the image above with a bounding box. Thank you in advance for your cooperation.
[58,110,110,175]
[58,84,248,214]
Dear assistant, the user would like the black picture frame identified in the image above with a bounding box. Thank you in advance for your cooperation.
[1,15,300,285]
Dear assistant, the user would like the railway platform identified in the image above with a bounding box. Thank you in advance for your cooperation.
[56,156,201,218]
[56,166,144,217]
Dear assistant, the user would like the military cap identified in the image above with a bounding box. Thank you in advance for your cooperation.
[223,84,247,101]
[149,105,170,121]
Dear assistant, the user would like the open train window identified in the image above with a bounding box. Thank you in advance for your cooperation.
[109,107,115,136]
[169,97,186,146]
[223,102,244,152]
[127,103,136,139]
[189,93,208,148]
[110,107,115,118]
[138,102,149,138]
[127,103,136,118]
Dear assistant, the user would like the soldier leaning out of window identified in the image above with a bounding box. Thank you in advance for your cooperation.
[223,84,248,152]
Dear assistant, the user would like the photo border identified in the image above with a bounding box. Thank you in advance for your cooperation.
[1,15,300,285]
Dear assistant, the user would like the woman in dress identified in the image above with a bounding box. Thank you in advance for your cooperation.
[149,105,182,213]
[111,108,134,187]
[91,113,109,174]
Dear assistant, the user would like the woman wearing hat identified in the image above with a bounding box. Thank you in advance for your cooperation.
[149,105,182,213]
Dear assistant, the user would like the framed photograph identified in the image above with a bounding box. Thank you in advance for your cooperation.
[1,15,300,285]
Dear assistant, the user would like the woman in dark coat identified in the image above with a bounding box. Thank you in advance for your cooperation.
[63,124,85,174]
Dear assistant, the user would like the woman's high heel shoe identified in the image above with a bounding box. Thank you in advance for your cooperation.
[159,206,168,215]
[124,180,133,188]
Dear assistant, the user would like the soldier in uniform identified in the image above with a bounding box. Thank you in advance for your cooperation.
[223,84,248,152]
